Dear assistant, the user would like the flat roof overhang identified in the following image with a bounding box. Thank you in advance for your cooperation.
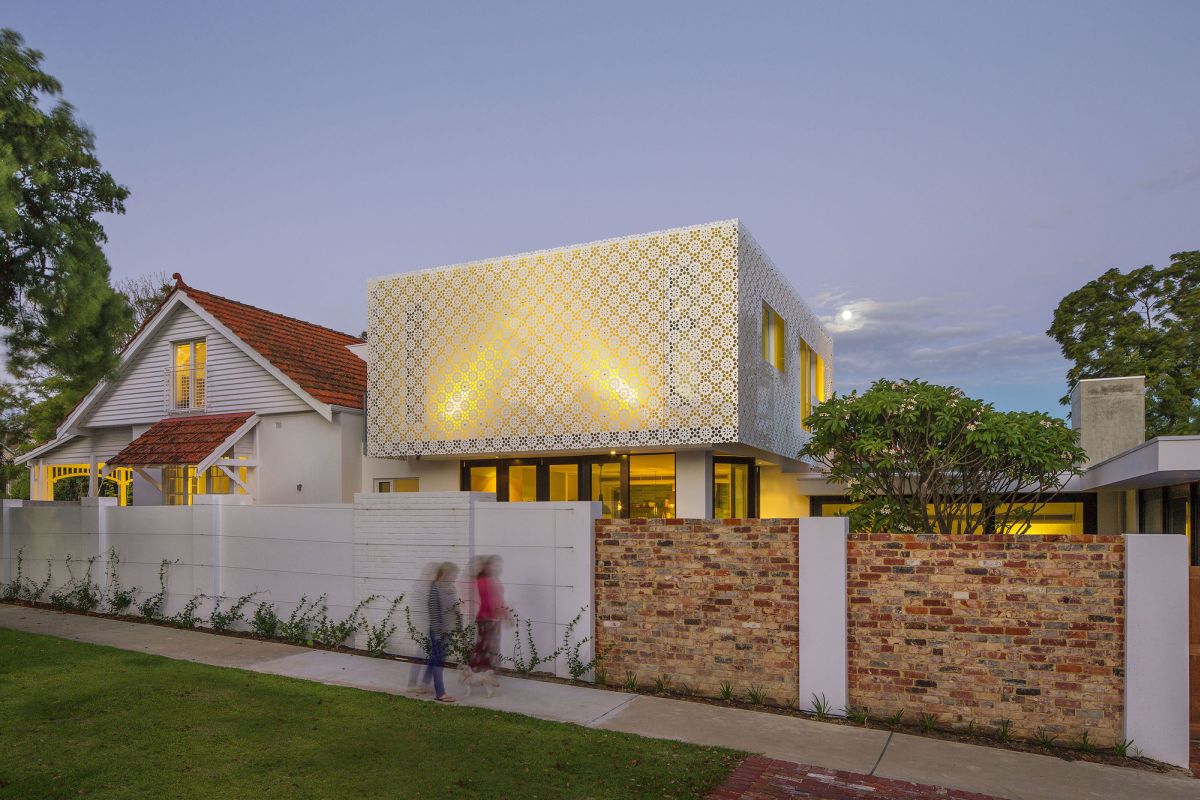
[1080,436,1200,490]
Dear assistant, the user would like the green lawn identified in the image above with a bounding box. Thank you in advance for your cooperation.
[0,629,741,799]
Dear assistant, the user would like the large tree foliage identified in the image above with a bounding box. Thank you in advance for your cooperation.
[800,380,1085,534]
[1048,251,1200,437]
[0,29,132,444]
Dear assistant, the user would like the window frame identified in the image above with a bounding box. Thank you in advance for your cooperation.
[171,337,208,411]
[761,303,785,372]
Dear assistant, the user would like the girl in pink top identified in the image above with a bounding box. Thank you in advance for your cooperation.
[468,556,507,685]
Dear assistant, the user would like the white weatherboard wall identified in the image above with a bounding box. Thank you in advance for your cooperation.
[1123,533,1190,769]
[797,516,848,714]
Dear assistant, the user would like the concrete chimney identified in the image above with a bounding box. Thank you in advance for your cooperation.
[1070,376,1146,466]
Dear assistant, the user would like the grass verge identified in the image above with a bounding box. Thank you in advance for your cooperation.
[0,628,741,799]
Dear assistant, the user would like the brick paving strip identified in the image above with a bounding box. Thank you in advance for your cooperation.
[709,758,1003,800]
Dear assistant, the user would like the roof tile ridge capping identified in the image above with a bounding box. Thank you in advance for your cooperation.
[174,273,365,344]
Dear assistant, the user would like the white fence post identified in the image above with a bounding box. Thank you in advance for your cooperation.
[80,497,116,592]
[797,516,849,714]
[1,499,19,586]
[1123,533,1189,769]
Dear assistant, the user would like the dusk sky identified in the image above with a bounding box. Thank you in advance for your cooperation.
[8,1,1199,414]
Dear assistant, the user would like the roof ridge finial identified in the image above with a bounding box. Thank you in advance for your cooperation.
[172,272,187,289]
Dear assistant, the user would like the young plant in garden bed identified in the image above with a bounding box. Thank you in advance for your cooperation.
[27,559,53,603]
[171,594,206,629]
[278,594,326,645]
[560,605,608,681]
[209,592,260,632]
[251,602,281,637]
[138,559,176,620]
[2,548,25,600]
[313,595,378,648]
[364,596,404,657]
[809,692,830,719]
[506,608,564,675]
[50,555,102,612]
[103,549,137,614]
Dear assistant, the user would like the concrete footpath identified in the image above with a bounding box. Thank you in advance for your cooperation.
[1,605,1195,800]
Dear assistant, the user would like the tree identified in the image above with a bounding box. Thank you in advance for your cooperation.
[116,270,172,336]
[1048,251,1200,437]
[800,379,1085,534]
[0,29,133,444]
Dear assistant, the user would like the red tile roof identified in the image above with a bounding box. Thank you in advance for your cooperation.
[174,274,366,409]
[108,412,255,467]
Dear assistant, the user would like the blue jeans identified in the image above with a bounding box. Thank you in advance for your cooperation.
[422,632,447,697]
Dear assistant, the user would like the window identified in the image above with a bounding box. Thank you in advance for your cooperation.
[761,303,785,371]
[163,466,189,506]
[713,458,756,518]
[548,463,579,501]
[799,339,825,429]
[507,464,537,502]
[628,453,675,519]
[468,465,497,493]
[376,478,419,493]
[173,339,207,411]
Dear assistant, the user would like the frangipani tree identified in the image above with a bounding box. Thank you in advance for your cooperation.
[800,379,1086,534]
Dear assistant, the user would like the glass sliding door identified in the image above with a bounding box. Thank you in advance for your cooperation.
[628,453,675,519]
[548,463,579,501]
[590,460,623,518]
[507,464,538,502]
[713,459,753,518]
[467,465,497,493]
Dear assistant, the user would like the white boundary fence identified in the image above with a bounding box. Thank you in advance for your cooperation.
[0,493,599,679]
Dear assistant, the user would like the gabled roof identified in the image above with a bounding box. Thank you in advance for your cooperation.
[175,275,366,409]
[108,412,255,467]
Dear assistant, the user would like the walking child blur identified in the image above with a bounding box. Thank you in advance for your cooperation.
[464,555,510,695]
[417,561,458,702]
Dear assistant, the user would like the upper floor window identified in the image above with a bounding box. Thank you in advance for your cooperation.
[800,339,825,429]
[761,303,785,371]
[172,339,207,411]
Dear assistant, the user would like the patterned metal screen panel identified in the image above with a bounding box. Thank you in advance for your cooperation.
[368,221,743,457]
[367,220,832,459]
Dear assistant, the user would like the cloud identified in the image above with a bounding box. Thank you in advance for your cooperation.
[811,294,1067,397]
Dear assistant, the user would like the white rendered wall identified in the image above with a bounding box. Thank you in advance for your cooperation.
[473,500,598,678]
[1123,533,1190,768]
[675,450,712,518]
[359,455,460,494]
[797,516,848,714]
[256,411,346,504]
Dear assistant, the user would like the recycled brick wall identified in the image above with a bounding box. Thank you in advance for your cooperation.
[595,518,799,703]
[847,533,1125,744]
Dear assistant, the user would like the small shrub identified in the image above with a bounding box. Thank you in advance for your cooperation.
[27,559,53,603]
[594,666,608,687]
[403,603,432,657]
[561,606,606,681]
[783,695,797,710]
[1033,727,1058,748]
[844,705,870,725]
[251,602,280,637]
[445,600,477,666]
[50,555,100,611]
[719,682,734,702]
[171,594,206,629]
[506,608,564,675]
[623,671,639,691]
[680,683,697,698]
[208,592,260,632]
[810,692,830,720]
[995,719,1013,743]
[963,719,977,737]
[1074,730,1095,754]
[747,684,767,706]
[138,559,175,619]
[1104,738,1132,758]
[313,595,377,648]
[279,594,325,644]
[653,674,673,695]
[918,712,937,733]
[2,548,25,600]
[884,710,904,727]
[103,549,137,614]
[364,596,404,657]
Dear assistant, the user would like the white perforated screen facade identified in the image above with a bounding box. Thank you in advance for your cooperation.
[366,220,831,461]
